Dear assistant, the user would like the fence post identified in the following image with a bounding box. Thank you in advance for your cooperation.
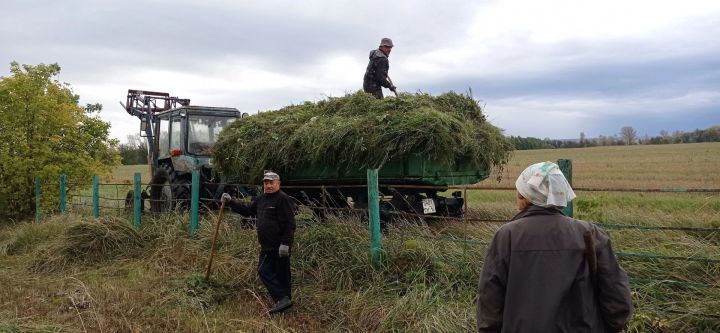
[367,169,381,267]
[133,172,142,228]
[558,159,573,217]
[92,175,100,218]
[190,170,200,236]
[59,174,67,213]
[35,177,41,223]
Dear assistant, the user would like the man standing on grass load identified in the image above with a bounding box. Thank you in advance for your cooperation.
[221,171,296,314]
[363,37,397,99]
[476,161,633,332]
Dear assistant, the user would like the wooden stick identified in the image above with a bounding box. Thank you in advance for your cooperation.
[386,76,398,97]
[205,201,226,280]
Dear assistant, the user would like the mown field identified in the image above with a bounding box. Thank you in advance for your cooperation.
[481,142,720,189]
[1,142,719,332]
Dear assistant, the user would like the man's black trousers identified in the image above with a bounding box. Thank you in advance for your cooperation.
[258,251,291,302]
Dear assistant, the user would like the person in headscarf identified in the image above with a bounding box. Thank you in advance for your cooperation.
[476,161,633,333]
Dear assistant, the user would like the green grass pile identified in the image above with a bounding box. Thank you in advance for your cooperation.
[213,91,513,183]
[30,219,144,272]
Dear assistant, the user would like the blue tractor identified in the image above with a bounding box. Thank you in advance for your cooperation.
[122,89,243,212]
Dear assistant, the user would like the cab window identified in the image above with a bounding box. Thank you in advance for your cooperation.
[157,117,170,158]
[169,116,184,153]
[188,115,236,155]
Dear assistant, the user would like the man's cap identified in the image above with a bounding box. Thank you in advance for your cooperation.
[263,171,280,181]
[380,37,394,47]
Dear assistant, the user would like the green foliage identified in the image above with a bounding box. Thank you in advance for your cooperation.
[165,274,232,308]
[213,91,513,183]
[0,62,118,221]
[116,134,147,165]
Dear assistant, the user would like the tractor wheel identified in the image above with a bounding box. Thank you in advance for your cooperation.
[172,179,192,211]
[149,167,172,213]
[154,163,192,212]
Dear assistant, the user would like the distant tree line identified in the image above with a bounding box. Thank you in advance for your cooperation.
[509,125,720,150]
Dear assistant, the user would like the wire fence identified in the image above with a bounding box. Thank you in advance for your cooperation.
[33,167,720,320]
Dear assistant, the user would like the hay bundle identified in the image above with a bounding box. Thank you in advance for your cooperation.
[213,91,513,183]
[31,221,144,272]
[60,222,144,261]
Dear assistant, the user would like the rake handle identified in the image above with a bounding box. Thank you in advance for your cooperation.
[387,76,398,97]
[205,201,226,280]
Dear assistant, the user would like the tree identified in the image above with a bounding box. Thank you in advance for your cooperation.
[620,126,637,145]
[579,132,586,147]
[117,134,148,165]
[0,62,118,221]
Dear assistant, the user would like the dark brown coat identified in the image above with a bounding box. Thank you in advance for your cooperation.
[363,49,391,99]
[477,205,632,333]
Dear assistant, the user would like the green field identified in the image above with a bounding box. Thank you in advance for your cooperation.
[1,143,719,332]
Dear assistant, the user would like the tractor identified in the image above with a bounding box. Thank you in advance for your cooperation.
[122,89,244,212]
[122,89,488,219]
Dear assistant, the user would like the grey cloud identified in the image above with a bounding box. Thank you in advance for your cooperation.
[1,0,718,141]
[2,0,479,80]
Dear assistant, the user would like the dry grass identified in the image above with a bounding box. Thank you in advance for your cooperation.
[481,142,720,189]
[2,143,719,332]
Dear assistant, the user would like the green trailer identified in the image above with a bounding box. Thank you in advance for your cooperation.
[279,154,490,218]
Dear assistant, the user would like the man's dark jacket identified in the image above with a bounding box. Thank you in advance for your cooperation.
[476,205,632,333]
[363,49,391,98]
[229,190,296,252]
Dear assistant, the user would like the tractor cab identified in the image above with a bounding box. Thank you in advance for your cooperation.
[153,106,240,173]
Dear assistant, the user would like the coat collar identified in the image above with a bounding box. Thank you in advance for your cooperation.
[510,205,565,221]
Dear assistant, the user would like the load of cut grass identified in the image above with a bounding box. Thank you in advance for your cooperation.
[213,91,513,183]
[31,220,144,272]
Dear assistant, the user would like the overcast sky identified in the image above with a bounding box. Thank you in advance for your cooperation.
[2,0,719,141]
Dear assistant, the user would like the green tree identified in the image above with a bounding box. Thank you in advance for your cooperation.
[118,133,148,165]
[0,62,118,221]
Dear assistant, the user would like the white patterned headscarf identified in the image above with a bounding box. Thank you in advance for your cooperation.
[515,161,576,208]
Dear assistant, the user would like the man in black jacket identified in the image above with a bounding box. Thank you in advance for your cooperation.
[221,171,296,314]
[363,37,396,99]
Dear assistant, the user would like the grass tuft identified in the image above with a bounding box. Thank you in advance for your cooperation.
[30,218,144,272]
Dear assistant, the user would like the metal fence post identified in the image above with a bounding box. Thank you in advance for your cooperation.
[92,175,100,218]
[558,159,573,217]
[35,177,41,223]
[59,174,67,213]
[133,172,142,228]
[190,170,200,236]
[367,169,381,267]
